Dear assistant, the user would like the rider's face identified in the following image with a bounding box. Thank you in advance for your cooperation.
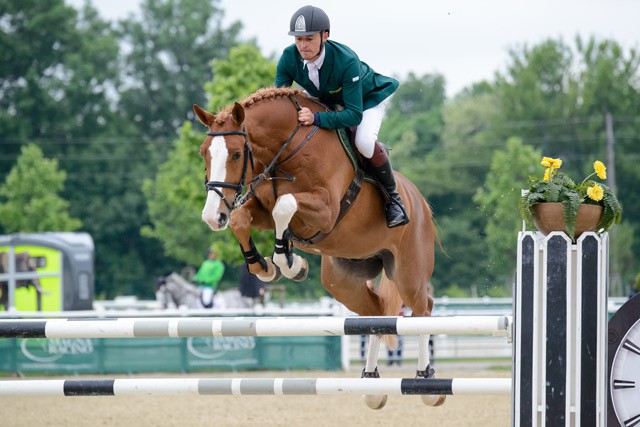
[295,32,327,61]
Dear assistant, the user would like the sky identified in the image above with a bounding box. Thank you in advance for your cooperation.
[71,0,640,97]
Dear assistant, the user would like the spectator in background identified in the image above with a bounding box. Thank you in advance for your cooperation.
[239,263,266,306]
[193,248,225,293]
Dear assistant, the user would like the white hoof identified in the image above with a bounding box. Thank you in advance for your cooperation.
[291,257,308,282]
[275,252,307,280]
[421,394,446,406]
[364,394,388,410]
[256,257,281,282]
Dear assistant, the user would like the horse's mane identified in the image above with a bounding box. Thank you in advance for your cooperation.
[214,87,301,125]
[241,87,301,108]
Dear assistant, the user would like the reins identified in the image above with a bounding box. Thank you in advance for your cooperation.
[203,94,319,210]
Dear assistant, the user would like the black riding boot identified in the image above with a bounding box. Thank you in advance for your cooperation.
[368,142,410,228]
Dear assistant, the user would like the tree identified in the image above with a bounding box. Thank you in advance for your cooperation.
[0,0,121,163]
[142,122,212,266]
[143,44,277,266]
[205,44,278,112]
[473,138,541,285]
[0,145,82,232]
[117,0,243,137]
[492,36,640,294]
[379,73,445,188]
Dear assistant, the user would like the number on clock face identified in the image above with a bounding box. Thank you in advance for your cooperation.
[610,323,640,426]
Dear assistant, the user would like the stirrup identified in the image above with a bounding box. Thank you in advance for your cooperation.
[385,200,409,228]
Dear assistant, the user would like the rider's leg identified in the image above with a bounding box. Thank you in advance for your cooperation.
[355,101,409,228]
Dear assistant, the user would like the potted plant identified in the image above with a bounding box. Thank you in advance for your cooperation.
[520,156,622,240]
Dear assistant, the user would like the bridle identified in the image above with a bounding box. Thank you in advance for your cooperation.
[204,128,253,211]
[203,96,319,211]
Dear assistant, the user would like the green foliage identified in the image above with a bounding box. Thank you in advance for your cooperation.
[142,123,211,265]
[143,42,278,268]
[0,145,81,232]
[474,138,541,282]
[205,44,277,112]
[439,283,469,298]
[379,73,445,188]
[117,0,243,137]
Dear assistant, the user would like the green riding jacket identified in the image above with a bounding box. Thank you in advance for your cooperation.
[274,40,399,129]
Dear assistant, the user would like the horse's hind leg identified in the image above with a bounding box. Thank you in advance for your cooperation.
[362,334,388,410]
[271,194,308,281]
[393,257,446,406]
[320,258,389,409]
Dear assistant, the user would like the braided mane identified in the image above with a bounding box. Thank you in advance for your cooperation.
[241,87,300,107]
[214,87,301,126]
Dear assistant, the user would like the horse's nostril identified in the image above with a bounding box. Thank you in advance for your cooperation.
[218,212,228,226]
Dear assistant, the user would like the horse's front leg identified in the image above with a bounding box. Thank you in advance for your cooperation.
[229,206,281,282]
[271,194,309,281]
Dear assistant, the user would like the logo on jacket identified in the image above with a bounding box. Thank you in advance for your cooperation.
[295,15,306,32]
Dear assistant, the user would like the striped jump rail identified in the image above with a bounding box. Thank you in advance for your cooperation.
[0,377,512,397]
[0,315,511,339]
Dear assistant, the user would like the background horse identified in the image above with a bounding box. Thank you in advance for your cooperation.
[155,272,252,310]
[193,87,443,408]
[0,252,49,311]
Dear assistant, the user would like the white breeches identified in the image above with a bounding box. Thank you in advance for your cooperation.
[354,99,389,159]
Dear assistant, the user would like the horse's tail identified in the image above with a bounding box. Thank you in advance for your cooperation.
[377,271,403,350]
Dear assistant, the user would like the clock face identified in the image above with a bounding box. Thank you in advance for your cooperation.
[609,294,640,426]
[610,318,640,425]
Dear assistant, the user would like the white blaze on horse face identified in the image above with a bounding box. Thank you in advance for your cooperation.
[202,136,230,230]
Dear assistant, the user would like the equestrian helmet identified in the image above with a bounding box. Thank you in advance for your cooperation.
[288,5,330,36]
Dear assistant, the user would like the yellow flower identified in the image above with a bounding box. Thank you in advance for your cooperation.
[543,168,551,181]
[594,161,607,180]
[540,156,562,169]
[587,184,604,202]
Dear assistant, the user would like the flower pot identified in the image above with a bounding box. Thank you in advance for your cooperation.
[532,202,603,239]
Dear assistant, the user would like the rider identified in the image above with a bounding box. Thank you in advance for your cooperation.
[193,248,225,293]
[274,5,409,228]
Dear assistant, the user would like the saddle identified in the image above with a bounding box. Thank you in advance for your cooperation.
[336,126,376,185]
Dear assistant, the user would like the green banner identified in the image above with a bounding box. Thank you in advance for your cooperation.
[0,335,341,374]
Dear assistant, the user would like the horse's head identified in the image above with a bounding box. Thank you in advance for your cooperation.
[193,102,250,231]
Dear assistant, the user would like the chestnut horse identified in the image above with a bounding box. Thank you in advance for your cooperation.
[193,87,444,408]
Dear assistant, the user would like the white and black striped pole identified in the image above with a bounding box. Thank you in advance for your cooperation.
[0,377,511,397]
[0,315,511,339]
[514,231,608,426]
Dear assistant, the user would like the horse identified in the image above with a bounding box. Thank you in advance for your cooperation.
[155,272,256,310]
[193,87,444,408]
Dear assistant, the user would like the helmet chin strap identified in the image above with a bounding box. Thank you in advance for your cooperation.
[316,31,325,57]
[302,31,326,62]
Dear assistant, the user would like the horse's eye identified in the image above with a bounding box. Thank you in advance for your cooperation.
[232,152,242,161]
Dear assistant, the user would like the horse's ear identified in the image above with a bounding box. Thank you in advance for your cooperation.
[193,104,215,126]
[231,102,245,125]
